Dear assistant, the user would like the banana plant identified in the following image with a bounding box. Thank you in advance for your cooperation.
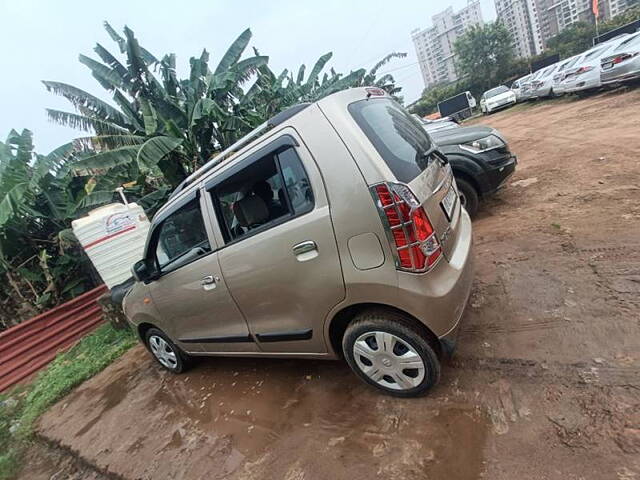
[44,23,268,188]
[0,130,97,325]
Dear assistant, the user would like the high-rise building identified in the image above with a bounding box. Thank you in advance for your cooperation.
[411,1,484,89]
[494,0,639,57]
[495,0,544,58]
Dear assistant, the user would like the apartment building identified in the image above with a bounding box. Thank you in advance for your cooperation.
[495,0,544,57]
[411,1,484,88]
[495,0,638,56]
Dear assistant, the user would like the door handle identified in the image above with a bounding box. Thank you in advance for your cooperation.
[292,240,317,255]
[201,275,219,290]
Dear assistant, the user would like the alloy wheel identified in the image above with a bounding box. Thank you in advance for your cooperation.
[149,335,178,369]
[352,331,425,390]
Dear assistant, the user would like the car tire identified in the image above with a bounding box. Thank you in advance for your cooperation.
[145,328,190,373]
[455,178,479,219]
[342,309,441,397]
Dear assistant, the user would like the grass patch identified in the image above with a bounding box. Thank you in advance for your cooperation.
[0,323,136,480]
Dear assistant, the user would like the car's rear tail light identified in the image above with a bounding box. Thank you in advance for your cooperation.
[373,183,442,272]
[612,52,638,64]
[575,66,594,75]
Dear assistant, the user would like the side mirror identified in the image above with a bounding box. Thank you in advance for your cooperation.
[132,259,157,283]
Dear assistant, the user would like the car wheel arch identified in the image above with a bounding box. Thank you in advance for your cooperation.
[451,168,482,199]
[327,303,442,359]
[137,322,158,345]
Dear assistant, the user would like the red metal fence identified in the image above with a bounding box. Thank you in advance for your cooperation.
[0,285,107,393]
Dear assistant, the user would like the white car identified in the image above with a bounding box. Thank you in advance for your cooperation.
[530,64,561,98]
[520,69,546,101]
[550,56,581,96]
[511,74,531,102]
[480,86,517,114]
[561,34,631,94]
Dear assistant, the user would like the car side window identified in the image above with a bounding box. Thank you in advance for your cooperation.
[211,145,314,243]
[277,148,314,215]
[154,199,211,272]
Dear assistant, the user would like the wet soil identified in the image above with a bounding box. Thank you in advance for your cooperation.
[23,88,640,479]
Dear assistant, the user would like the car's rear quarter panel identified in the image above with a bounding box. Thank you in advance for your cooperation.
[290,103,402,353]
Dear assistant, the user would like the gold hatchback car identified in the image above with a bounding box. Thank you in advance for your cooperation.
[124,87,474,397]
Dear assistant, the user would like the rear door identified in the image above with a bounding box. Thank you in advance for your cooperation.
[205,132,345,354]
[348,98,460,260]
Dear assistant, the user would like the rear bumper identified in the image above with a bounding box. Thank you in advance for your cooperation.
[565,75,600,92]
[397,208,474,341]
[601,64,640,84]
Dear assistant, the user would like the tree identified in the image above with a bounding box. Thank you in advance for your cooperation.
[0,130,99,329]
[454,23,516,93]
[545,22,596,58]
[44,23,269,194]
[409,83,458,117]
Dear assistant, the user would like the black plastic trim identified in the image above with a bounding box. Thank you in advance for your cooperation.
[179,334,253,343]
[255,329,313,343]
[204,134,299,190]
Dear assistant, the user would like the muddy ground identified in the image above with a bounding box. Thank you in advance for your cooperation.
[20,89,640,480]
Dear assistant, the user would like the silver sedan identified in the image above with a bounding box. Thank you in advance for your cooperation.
[601,32,640,85]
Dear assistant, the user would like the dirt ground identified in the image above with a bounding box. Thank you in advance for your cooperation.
[20,88,640,480]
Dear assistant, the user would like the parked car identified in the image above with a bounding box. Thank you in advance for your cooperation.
[601,31,640,85]
[413,114,460,133]
[520,69,546,100]
[428,125,517,218]
[530,63,560,98]
[480,85,517,114]
[561,35,631,94]
[124,87,474,397]
[412,114,460,133]
[550,56,581,96]
[511,74,531,101]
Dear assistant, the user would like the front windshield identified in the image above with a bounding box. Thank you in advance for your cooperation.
[485,86,509,98]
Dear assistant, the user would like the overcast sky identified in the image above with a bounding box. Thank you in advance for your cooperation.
[0,0,495,153]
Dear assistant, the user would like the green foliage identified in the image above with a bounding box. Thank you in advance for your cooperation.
[454,23,516,93]
[546,22,597,58]
[0,324,136,480]
[409,83,459,117]
[0,130,101,329]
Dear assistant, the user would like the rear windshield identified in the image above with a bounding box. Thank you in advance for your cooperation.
[485,86,509,97]
[564,56,581,69]
[584,47,606,59]
[349,98,434,183]
[614,33,640,52]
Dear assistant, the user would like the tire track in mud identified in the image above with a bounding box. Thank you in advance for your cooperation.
[450,356,640,388]
[460,318,569,336]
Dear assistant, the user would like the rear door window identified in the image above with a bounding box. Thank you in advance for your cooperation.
[348,98,434,183]
[210,145,314,243]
